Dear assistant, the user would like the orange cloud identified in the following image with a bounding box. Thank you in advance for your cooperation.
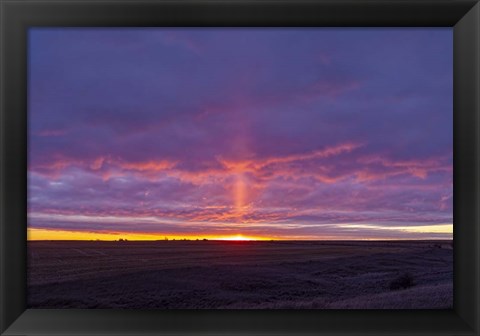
[356,155,451,181]
[120,160,177,172]
[218,142,363,172]
[29,143,450,191]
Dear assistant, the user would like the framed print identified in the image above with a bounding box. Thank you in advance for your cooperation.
[1,0,479,335]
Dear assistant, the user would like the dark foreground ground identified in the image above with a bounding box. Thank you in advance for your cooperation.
[28,240,453,309]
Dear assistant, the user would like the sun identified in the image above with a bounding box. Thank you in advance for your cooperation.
[216,234,255,241]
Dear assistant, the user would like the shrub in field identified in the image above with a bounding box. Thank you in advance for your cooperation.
[389,273,415,290]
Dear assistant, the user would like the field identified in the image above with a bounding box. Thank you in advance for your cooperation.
[27,240,453,309]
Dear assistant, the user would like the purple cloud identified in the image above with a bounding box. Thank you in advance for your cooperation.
[28,28,452,239]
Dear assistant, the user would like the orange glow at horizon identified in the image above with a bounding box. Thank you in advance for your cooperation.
[27,225,453,242]
[213,234,267,241]
[27,228,272,241]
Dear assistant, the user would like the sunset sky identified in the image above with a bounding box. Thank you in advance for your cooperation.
[28,28,453,240]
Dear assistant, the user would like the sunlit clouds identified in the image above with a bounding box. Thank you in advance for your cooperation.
[28,28,452,240]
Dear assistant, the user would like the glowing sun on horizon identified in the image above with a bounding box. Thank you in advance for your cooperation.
[216,234,255,241]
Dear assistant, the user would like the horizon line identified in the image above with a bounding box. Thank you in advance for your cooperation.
[27,238,453,242]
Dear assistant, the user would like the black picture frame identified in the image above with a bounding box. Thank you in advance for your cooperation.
[1,0,479,335]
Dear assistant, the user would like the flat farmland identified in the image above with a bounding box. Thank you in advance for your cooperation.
[27,240,453,309]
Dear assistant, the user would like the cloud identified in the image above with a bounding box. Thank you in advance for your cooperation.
[27,28,453,239]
